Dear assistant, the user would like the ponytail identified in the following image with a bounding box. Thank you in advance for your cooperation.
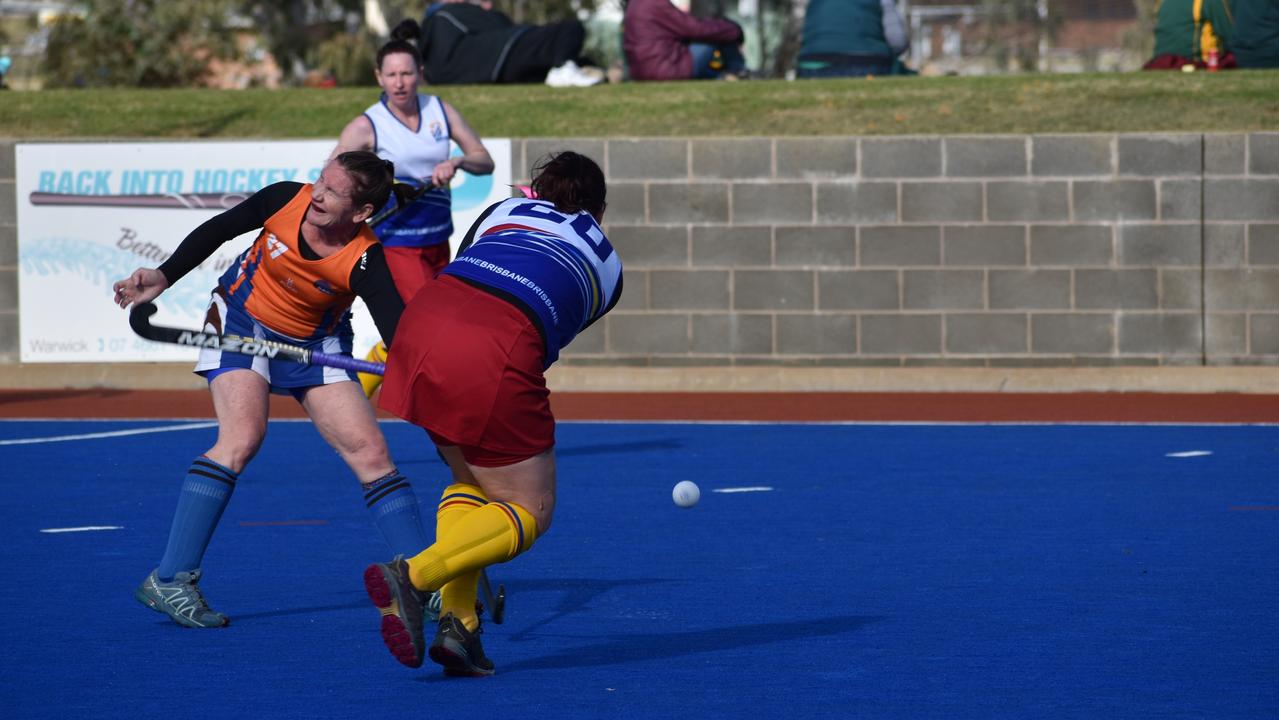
[377,19,423,70]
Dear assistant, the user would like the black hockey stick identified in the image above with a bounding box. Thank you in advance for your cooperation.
[128,302,386,375]
[479,567,507,625]
[368,182,437,228]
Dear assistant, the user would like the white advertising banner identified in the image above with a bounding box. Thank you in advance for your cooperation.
[15,139,513,363]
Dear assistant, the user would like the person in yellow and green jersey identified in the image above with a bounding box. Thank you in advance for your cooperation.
[1144,0,1237,70]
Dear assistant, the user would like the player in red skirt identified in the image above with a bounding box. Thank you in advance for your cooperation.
[364,151,623,675]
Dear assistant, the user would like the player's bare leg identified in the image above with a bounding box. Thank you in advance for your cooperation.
[135,370,269,628]
[467,451,557,535]
[306,380,432,664]
[299,380,396,482]
[303,378,430,556]
[204,368,271,471]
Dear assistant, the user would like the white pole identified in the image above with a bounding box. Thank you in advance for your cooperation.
[1037,0,1049,71]
[364,0,389,36]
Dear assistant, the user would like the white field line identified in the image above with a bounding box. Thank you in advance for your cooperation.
[0,421,218,446]
[40,526,124,533]
[713,486,774,493]
[1166,450,1214,458]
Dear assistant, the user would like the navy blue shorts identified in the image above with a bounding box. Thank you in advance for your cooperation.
[194,291,358,396]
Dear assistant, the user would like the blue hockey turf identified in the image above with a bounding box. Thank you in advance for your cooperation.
[1,419,1275,718]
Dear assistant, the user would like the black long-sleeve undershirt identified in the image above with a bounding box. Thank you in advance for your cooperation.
[156,182,403,345]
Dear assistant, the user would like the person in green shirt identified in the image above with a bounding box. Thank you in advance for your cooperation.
[1231,0,1279,68]
[797,0,911,78]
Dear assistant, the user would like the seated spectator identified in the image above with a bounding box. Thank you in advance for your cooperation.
[1143,0,1236,70]
[622,0,748,81]
[797,0,911,78]
[1232,0,1279,68]
[420,0,603,85]
[0,55,10,89]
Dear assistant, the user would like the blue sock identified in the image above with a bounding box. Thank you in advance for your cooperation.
[363,470,428,557]
[156,457,237,581]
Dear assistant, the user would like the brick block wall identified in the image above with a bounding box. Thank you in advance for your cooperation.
[513,133,1279,367]
[4,133,1278,368]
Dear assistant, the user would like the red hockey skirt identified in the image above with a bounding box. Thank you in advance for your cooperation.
[383,244,451,303]
[379,275,553,467]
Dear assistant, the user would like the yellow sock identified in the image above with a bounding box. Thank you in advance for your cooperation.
[407,501,538,595]
[435,483,488,630]
[358,341,388,398]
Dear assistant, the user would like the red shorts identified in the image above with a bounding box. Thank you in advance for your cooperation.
[379,275,553,467]
[384,244,450,303]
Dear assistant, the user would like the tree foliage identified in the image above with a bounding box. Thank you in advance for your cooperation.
[978,0,1064,72]
[43,0,241,88]
[237,0,365,83]
[309,27,381,86]
[690,0,805,77]
[1122,0,1160,60]
[761,0,806,77]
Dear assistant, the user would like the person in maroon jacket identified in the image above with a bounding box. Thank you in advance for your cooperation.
[622,0,747,81]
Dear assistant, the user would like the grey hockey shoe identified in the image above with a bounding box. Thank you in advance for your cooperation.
[134,569,230,628]
[363,558,427,668]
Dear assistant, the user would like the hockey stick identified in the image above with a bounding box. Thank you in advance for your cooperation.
[368,182,438,228]
[130,301,508,622]
[128,302,386,375]
[479,567,507,625]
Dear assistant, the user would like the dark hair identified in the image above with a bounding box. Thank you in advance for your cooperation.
[530,151,607,219]
[377,19,423,70]
[334,151,395,210]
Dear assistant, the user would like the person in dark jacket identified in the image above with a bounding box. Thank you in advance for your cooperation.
[1232,0,1279,68]
[420,1,601,85]
[622,0,747,81]
[797,0,910,78]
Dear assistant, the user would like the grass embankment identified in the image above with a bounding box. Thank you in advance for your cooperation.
[1,71,1277,138]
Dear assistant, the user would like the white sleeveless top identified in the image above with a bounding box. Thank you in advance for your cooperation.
[363,93,454,248]
[363,93,451,185]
